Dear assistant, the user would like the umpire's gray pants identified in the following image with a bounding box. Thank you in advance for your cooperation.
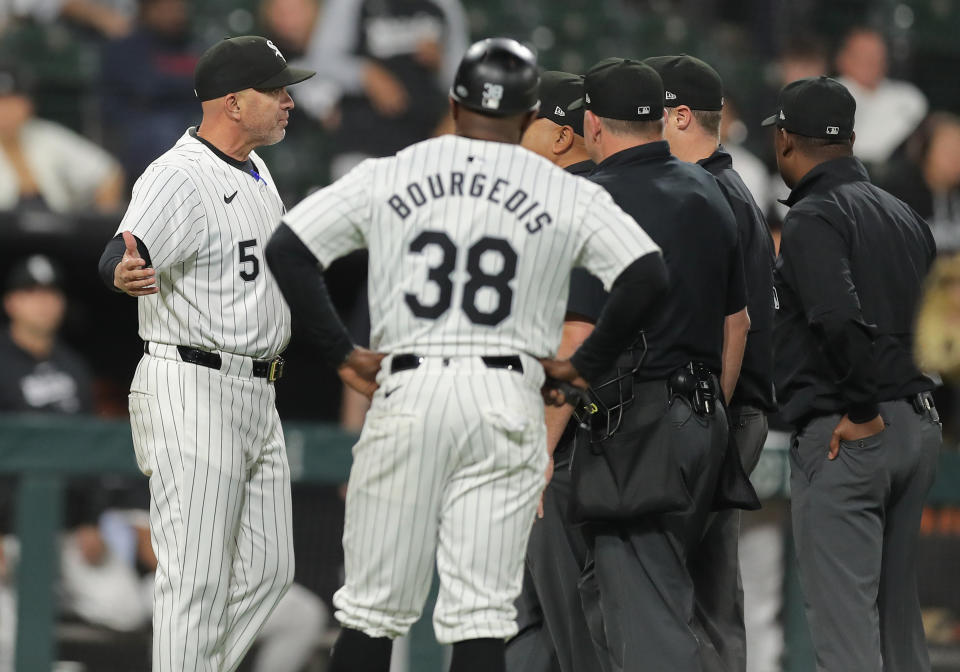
[790,400,941,672]
[579,399,728,672]
[506,459,603,672]
[691,405,769,672]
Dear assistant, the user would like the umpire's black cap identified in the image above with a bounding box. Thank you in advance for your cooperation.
[536,71,586,136]
[761,76,856,140]
[583,58,664,122]
[450,38,540,117]
[643,55,723,111]
[194,36,315,102]
[5,255,64,293]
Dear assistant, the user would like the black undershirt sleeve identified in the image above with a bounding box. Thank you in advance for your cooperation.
[98,233,153,292]
[265,223,356,367]
[569,252,668,384]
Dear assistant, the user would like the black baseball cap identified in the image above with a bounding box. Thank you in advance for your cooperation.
[0,65,32,98]
[761,76,856,140]
[582,58,663,122]
[643,55,723,111]
[536,71,586,136]
[5,255,64,293]
[194,36,315,102]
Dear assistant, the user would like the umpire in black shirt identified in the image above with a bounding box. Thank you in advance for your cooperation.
[546,59,748,672]
[506,71,604,672]
[646,54,775,672]
[766,76,940,672]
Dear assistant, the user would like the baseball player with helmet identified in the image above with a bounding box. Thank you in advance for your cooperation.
[97,36,314,672]
[266,37,668,672]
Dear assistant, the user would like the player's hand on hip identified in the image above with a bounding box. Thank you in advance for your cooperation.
[539,358,587,406]
[537,455,554,519]
[114,231,158,297]
[338,347,385,399]
[828,413,885,460]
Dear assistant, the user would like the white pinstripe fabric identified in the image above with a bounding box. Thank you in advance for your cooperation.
[334,356,547,643]
[116,130,291,360]
[128,349,294,672]
[283,135,659,360]
[282,134,660,646]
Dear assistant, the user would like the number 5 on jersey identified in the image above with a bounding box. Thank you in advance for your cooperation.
[405,230,517,326]
[239,239,260,281]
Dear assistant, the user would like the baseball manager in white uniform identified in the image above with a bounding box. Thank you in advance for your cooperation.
[98,36,313,672]
[266,37,668,672]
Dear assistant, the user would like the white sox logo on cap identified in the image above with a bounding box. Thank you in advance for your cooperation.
[266,39,285,61]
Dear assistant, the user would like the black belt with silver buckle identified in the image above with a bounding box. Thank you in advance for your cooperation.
[390,354,523,375]
[144,342,285,381]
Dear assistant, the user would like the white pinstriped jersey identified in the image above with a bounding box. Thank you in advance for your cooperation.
[283,134,659,358]
[117,129,290,359]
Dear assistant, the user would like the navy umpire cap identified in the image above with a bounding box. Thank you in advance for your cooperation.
[644,55,723,111]
[762,76,856,140]
[583,58,664,121]
[450,38,540,116]
[536,71,586,136]
[194,36,315,102]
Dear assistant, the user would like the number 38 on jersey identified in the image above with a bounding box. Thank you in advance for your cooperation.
[405,230,518,327]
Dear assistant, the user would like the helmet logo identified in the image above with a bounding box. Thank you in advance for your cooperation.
[482,82,504,110]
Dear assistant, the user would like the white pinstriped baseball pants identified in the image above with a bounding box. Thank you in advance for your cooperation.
[334,354,548,644]
[128,347,295,672]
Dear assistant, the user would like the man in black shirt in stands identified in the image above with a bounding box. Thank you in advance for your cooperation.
[766,76,939,672]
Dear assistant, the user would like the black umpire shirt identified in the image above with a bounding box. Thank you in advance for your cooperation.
[699,147,777,412]
[584,140,746,381]
[774,156,937,426]
[556,158,597,466]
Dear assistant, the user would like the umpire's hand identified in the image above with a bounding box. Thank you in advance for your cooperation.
[339,347,385,400]
[539,357,588,407]
[829,413,886,460]
[114,231,158,297]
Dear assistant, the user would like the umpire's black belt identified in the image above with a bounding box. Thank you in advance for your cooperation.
[390,353,523,375]
[143,341,285,381]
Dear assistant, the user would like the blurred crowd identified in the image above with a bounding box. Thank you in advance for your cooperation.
[2,0,960,670]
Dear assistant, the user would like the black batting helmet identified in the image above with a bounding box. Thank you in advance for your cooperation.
[450,38,540,117]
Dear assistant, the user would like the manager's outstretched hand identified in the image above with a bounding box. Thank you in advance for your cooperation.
[339,347,386,399]
[113,231,158,297]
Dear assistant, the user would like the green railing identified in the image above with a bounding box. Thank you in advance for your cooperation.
[0,415,444,672]
[3,415,959,671]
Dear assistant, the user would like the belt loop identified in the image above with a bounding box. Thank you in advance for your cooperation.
[143,341,150,355]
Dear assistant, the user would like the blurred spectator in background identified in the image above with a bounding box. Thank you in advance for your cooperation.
[879,112,960,250]
[301,0,468,178]
[0,0,131,38]
[916,252,960,382]
[836,27,928,165]
[0,256,92,414]
[776,34,829,85]
[0,67,124,213]
[260,0,320,60]
[100,0,199,181]
[0,255,146,672]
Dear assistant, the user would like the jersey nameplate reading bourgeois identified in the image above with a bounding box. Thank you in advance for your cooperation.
[387,170,555,234]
